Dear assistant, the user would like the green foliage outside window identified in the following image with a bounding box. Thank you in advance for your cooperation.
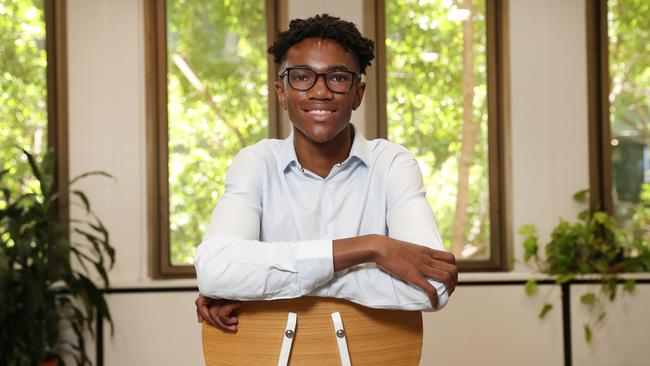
[386,0,490,259]
[166,0,269,264]
[0,0,48,196]
[167,0,492,264]
[608,0,650,239]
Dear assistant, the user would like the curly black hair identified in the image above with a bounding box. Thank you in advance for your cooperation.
[268,14,375,75]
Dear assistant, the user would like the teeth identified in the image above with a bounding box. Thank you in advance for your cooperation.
[307,110,333,115]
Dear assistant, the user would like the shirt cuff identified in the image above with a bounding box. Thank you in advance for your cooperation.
[433,281,449,311]
[296,239,334,294]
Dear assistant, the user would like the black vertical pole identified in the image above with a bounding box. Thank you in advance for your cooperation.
[561,282,572,366]
[96,313,104,366]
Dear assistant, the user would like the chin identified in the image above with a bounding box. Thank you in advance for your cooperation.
[289,119,328,140]
[302,128,337,144]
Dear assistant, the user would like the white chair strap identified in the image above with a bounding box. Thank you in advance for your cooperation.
[331,312,352,366]
[277,312,297,366]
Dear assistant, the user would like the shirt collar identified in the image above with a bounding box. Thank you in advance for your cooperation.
[279,123,371,170]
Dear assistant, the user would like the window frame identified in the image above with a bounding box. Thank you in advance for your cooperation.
[367,0,511,271]
[44,0,70,225]
[147,0,510,277]
[145,0,285,278]
[586,0,613,213]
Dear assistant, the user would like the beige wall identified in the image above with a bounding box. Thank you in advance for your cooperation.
[65,0,649,365]
[510,0,590,272]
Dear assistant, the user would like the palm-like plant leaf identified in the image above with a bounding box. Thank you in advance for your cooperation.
[1,148,115,365]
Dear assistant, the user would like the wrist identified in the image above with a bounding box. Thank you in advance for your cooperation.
[367,234,388,264]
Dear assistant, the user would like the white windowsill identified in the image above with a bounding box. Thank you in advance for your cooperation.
[106,272,650,291]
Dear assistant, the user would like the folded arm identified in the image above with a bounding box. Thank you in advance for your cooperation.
[317,151,456,310]
[195,150,457,315]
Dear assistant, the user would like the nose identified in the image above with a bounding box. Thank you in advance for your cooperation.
[309,74,332,98]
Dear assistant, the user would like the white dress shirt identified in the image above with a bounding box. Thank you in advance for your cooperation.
[194,125,449,311]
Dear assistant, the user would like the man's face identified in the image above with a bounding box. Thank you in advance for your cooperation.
[274,38,366,144]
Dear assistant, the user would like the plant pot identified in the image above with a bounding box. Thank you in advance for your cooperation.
[39,359,58,366]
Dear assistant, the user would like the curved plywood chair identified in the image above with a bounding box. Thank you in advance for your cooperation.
[202,297,423,365]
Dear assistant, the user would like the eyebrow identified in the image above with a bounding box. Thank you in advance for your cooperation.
[289,64,356,72]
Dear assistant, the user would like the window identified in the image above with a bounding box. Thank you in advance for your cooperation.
[148,0,508,276]
[370,0,509,270]
[0,0,68,217]
[145,0,282,277]
[587,1,649,237]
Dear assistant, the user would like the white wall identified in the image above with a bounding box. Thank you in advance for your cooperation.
[509,0,590,271]
[65,0,649,365]
[68,0,150,285]
[571,284,650,365]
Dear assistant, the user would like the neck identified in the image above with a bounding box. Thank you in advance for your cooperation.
[293,125,354,178]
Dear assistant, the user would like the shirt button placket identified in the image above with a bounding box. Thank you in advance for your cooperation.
[325,183,335,237]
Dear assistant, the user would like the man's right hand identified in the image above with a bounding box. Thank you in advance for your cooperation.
[333,234,457,309]
[195,295,242,332]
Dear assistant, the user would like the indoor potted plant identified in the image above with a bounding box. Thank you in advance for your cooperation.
[0,148,115,365]
[519,189,650,342]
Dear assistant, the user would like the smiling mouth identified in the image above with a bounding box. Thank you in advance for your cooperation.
[303,109,336,115]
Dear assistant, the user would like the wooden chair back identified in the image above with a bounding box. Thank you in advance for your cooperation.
[202,297,423,365]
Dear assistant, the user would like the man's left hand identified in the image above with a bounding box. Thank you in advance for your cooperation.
[195,295,241,332]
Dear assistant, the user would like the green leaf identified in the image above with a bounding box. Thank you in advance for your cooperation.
[580,292,596,306]
[523,236,538,262]
[572,189,589,203]
[72,190,91,213]
[584,324,592,344]
[607,278,617,301]
[593,211,609,224]
[623,279,635,293]
[68,171,114,187]
[70,246,92,275]
[20,147,44,192]
[539,303,553,319]
[517,224,537,236]
[577,209,590,221]
[40,149,55,197]
[593,259,610,273]
[525,279,538,296]
[556,274,574,284]
[93,261,110,288]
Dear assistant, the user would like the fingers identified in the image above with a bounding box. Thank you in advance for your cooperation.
[217,301,242,326]
[379,239,457,304]
[206,301,240,332]
[196,295,241,332]
[196,296,214,326]
[422,256,458,294]
[429,249,456,264]
[208,306,234,331]
[421,266,457,295]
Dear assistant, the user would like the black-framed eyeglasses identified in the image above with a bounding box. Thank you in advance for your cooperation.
[278,67,361,94]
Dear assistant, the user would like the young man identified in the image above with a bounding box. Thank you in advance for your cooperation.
[195,14,458,332]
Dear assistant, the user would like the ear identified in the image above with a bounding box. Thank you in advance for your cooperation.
[274,80,288,110]
[352,81,366,110]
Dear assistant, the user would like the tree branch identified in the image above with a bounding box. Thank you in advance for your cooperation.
[171,53,247,148]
